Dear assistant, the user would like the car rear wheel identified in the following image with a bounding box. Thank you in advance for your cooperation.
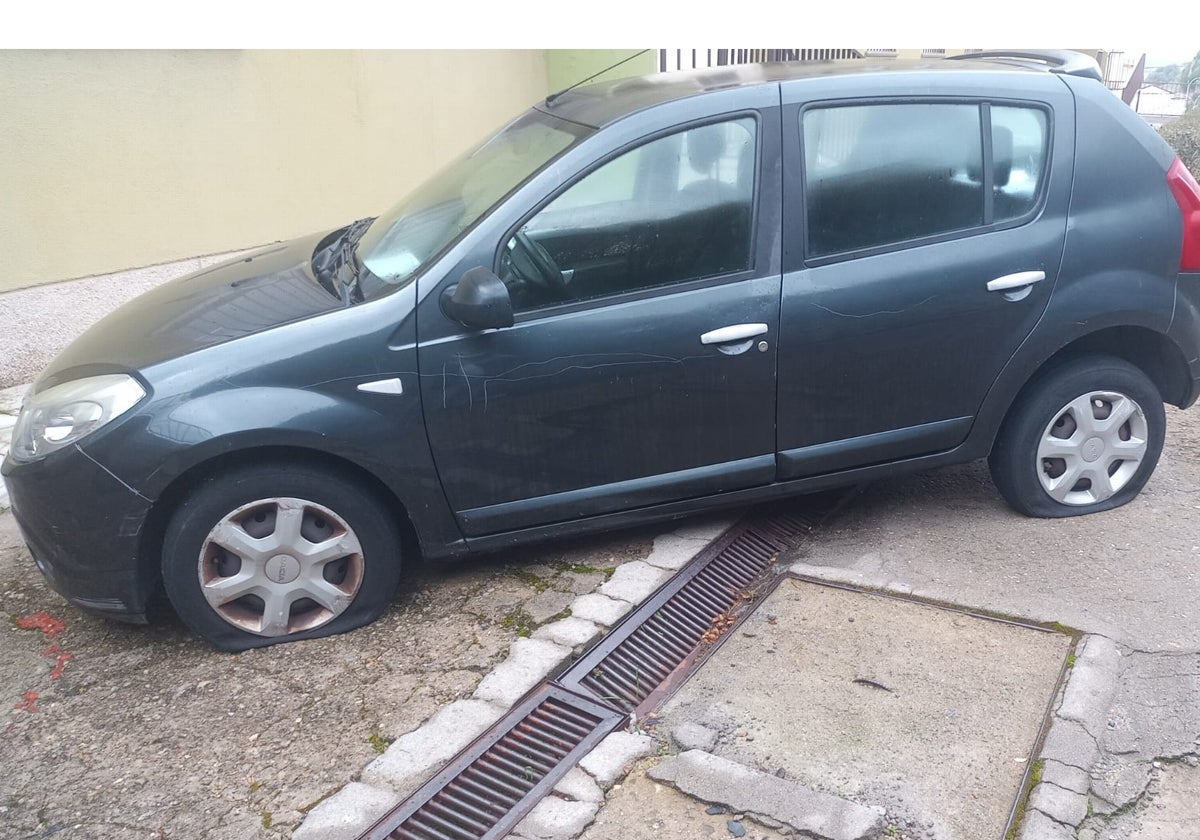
[162,463,402,651]
[989,355,1165,518]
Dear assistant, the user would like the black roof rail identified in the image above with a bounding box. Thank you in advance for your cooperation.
[945,49,1103,83]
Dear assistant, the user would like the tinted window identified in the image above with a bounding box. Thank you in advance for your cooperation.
[803,104,984,256]
[992,106,1049,223]
[501,118,757,312]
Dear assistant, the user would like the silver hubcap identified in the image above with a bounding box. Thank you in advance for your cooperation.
[1036,391,1148,506]
[198,497,364,637]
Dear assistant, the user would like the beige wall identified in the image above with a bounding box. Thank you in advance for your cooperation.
[0,50,549,293]
[545,49,657,95]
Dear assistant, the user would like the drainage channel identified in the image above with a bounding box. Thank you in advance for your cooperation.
[358,493,847,840]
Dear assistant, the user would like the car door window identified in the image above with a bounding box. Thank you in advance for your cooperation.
[802,103,984,256]
[501,117,757,312]
[992,105,1049,223]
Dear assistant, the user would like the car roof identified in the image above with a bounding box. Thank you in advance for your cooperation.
[536,57,1059,129]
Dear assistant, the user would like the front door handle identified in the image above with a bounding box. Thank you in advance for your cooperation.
[987,270,1046,292]
[700,323,769,345]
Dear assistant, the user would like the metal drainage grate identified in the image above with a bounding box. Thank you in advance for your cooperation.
[358,494,846,840]
[359,685,624,840]
[558,496,841,714]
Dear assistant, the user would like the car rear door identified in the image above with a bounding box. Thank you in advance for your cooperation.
[775,71,1075,479]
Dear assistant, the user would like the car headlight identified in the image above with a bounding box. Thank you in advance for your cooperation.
[10,374,146,463]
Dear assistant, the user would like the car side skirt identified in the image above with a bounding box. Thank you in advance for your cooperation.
[776,416,972,480]
[457,439,989,556]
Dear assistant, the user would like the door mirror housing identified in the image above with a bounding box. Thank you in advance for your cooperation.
[441,267,515,330]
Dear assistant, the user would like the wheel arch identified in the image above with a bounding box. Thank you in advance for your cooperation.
[1027,324,1189,404]
[137,444,421,601]
[983,324,1191,456]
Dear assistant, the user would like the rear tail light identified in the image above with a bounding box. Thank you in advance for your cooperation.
[1168,157,1200,271]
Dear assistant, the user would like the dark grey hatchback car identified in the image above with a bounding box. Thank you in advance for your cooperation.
[6,51,1200,650]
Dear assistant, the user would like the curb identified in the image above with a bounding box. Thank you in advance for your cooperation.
[294,518,734,839]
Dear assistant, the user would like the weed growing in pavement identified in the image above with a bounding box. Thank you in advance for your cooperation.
[508,568,552,592]
[500,606,538,637]
[368,732,393,754]
[552,561,604,575]
[261,812,273,829]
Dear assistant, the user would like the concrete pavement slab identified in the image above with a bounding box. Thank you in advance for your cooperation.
[471,637,573,707]
[654,579,1071,840]
[649,749,885,840]
[577,767,792,840]
[291,782,398,840]
[578,732,656,787]
[1089,763,1200,839]
[360,698,506,794]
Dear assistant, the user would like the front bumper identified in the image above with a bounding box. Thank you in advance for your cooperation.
[2,445,155,623]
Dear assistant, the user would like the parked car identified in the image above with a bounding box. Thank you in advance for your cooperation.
[6,51,1200,650]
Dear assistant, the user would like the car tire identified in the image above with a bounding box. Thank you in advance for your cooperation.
[161,462,402,651]
[988,355,1166,518]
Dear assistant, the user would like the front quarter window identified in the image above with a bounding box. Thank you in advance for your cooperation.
[356,110,584,298]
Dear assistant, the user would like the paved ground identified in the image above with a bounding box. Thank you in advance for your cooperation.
[777,406,1200,838]
[653,581,1071,839]
[0,508,657,839]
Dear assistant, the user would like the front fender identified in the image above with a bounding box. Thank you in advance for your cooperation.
[79,384,465,556]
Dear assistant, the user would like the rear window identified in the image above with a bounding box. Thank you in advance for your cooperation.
[802,102,1049,258]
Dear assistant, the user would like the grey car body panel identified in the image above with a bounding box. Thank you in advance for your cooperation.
[776,71,1075,476]
[417,86,784,536]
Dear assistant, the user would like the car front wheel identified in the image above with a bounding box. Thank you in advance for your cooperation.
[989,355,1166,518]
[162,463,402,651]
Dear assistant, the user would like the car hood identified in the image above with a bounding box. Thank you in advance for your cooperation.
[37,230,345,390]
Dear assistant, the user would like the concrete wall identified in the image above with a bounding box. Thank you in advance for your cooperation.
[0,50,549,293]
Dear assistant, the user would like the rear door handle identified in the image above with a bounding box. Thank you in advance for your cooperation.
[700,323,769,345]
[987,270,1046,292]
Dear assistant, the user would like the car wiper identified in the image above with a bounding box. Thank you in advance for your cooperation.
[326,218,372,303]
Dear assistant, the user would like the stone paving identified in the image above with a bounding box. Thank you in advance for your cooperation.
[292,523,730,840]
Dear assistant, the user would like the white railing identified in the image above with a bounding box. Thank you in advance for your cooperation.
[659,49,863,73]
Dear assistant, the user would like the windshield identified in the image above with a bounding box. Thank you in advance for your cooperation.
[356,110,586,297]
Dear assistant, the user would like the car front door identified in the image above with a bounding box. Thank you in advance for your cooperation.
[775,74,1075,478]
[418,105,783,537]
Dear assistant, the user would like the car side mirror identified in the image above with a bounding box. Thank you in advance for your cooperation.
[441,267,515,330]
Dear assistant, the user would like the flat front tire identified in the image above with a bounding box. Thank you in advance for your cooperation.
[162,463,402,651]
[988,355,1166,518]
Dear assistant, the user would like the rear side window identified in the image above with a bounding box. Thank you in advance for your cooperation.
[992,106,1049,223]
[802,102,1050,258]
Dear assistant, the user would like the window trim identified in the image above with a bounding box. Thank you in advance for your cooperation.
[493,111,764,321]
[797,96,1054,267]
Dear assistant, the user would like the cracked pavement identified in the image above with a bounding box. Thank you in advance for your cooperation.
[800,405,1200,837]
[0,510,653,839]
